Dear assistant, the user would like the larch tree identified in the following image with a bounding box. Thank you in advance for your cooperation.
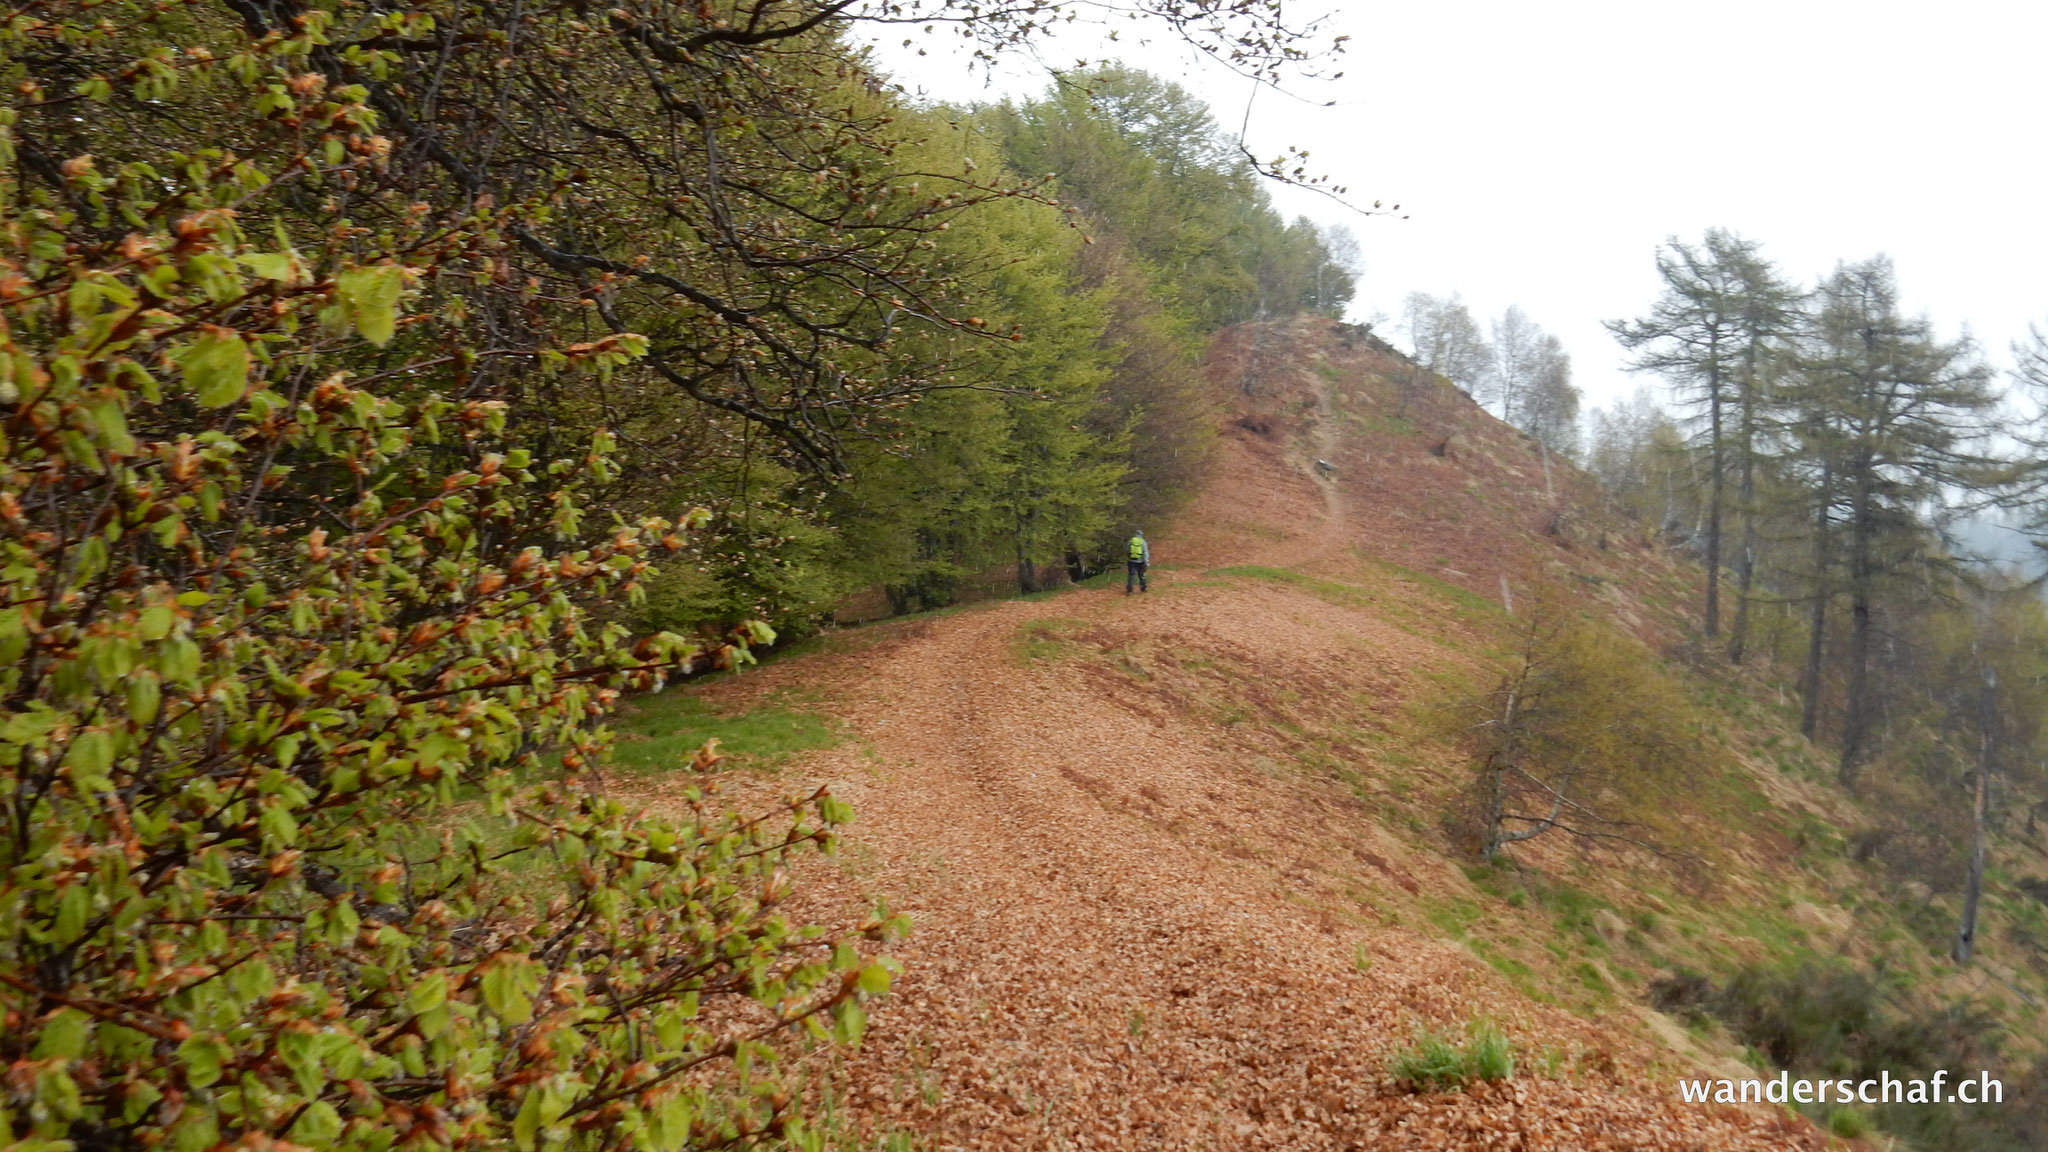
[2006,320,2048,550]
[1786,257,2001,784]
[1607,230,1800,645]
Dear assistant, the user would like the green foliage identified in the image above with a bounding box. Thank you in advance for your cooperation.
[983,68,1355,330]
[818,114,1146,603]
[1078,237,1216,533]
[0,11,897,1150]
[0,1,1360,1147]
[1664,962,1996,1081]
[972,182,1127,591]
[1386,1021,1516,1092]
[645,455,848,636]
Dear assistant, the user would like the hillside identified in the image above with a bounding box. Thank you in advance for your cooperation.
[617,317,2035,1149]
[22,6,2044,1149]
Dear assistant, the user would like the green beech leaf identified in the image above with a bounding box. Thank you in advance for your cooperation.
[177,331,252,407]
[126,674,160,725]
[291,1101,343,1144]
[408,971,448,1016]
[63,728,114,789]
[337,265,405,347]
[176,1034,231,1088]
[32,1008,91,1060]
[857,962,891,996]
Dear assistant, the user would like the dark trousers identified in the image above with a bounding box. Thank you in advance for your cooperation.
[1126,560,1147,592]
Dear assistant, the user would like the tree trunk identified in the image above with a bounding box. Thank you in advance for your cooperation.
[1479,697,1516,862]
[1955,667,1995,965]
[1015,510,1038,594]
[1801,599,1827,738]
[1703,373,1723,636]
[1800,460,1833,739]
[1838,466,1876,786]
[1728,389,1758,663]
[1839,589,1871,783]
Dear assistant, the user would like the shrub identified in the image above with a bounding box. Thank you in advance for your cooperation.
[1444,582,1705,862]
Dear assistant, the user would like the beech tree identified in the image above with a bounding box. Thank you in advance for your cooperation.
[983,67,1355,334]
[0,30,895,1147]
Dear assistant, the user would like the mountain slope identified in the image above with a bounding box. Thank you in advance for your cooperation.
[626,317,1837,1149]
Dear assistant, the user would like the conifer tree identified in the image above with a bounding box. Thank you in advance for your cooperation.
[1783,257,2000,783]
[1608,230,1799,644]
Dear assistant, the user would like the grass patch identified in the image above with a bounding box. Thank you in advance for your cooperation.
[1468,938,1533,980]
[1387,1020,1516,1092]
[1013,617,1088,663]
[1365,558,1504,624]
[1424,897,1483,938]
[1209,565,1374,610]
[610,690,839,774]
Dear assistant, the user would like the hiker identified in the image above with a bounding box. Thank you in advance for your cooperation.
[1126,529,1150,594]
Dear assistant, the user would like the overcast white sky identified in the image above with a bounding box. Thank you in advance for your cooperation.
[861,0,2048,420]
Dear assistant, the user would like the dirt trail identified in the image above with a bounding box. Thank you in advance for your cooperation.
[1264,367,1349,572]
[694,584,1813,1150]
[658,323,1819,1149]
